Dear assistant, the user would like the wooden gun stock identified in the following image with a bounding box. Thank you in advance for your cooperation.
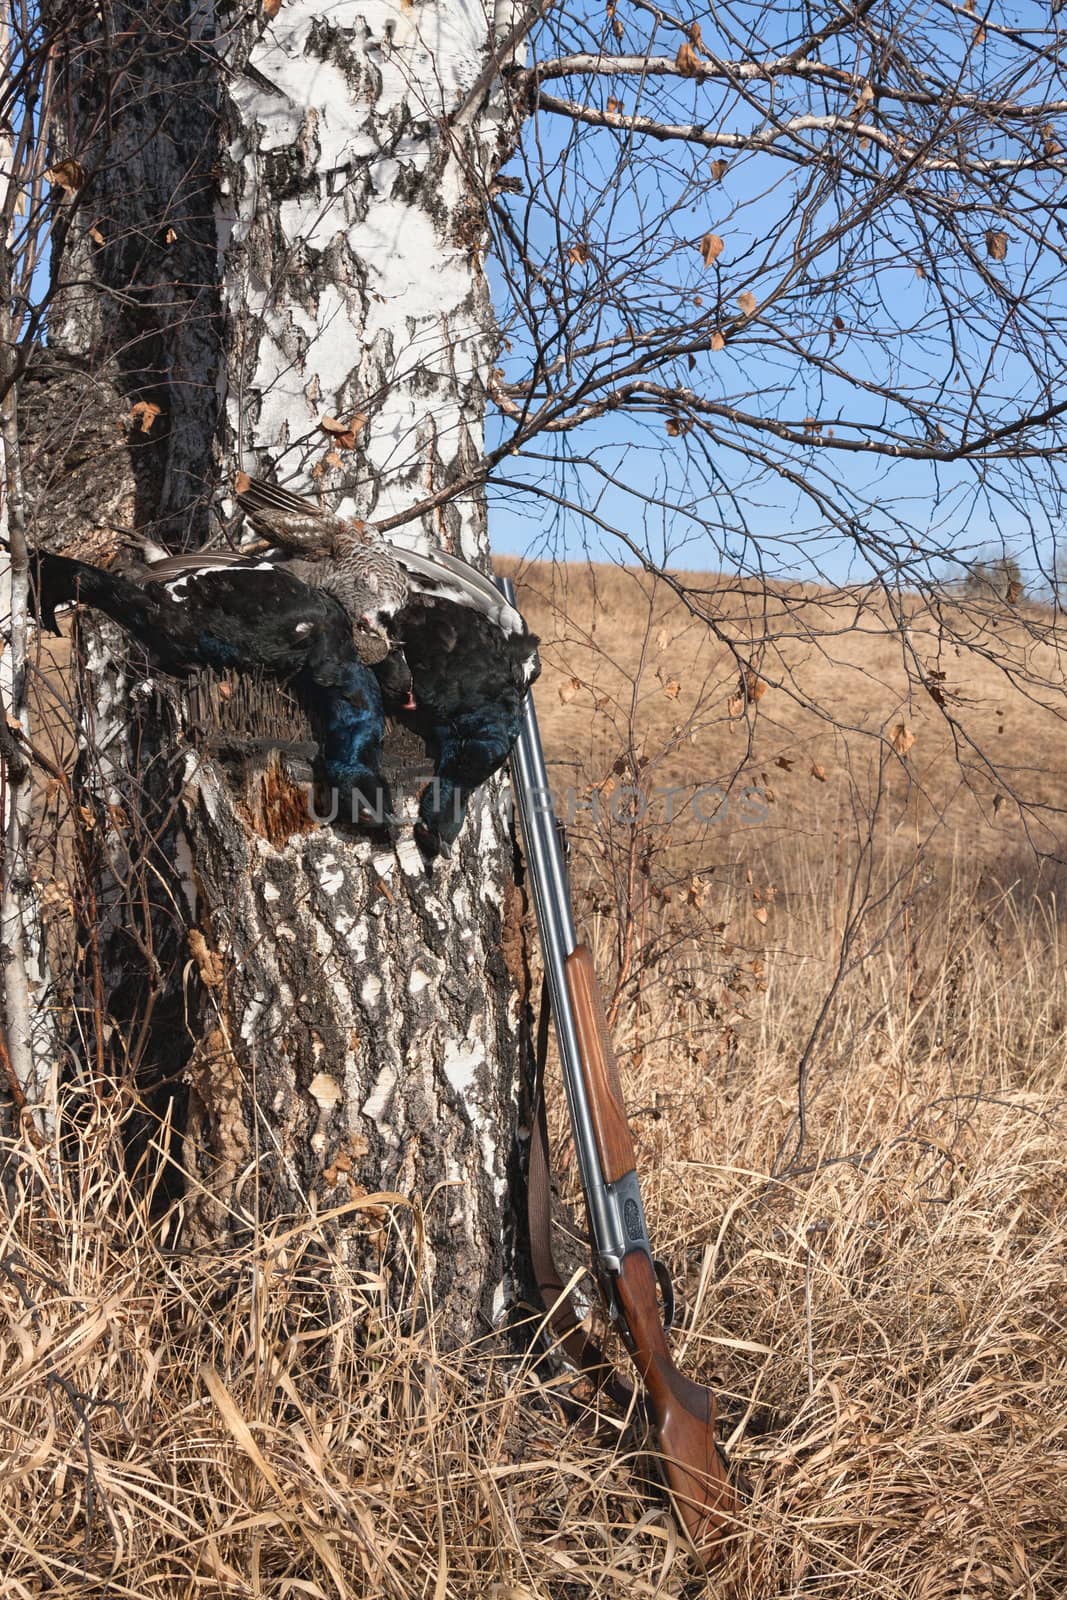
[613,1246,736,1553]
[565,943,737,1557]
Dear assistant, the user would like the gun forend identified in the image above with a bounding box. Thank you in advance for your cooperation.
[565,943,636,1183]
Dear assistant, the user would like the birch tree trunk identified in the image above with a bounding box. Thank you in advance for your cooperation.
[48,1,528,1336]
[0,8,54,1146]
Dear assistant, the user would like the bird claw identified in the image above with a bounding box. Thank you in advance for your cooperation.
[413,821,449,861]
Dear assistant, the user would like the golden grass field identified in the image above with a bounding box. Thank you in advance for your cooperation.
[1,561,1064,1597]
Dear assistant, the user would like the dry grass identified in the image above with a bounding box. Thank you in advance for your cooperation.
[2,562,1065,1597]
[505,556,1067,875]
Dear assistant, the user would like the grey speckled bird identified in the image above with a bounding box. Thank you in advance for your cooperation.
[234,474,409,659]
[232,475,531,640]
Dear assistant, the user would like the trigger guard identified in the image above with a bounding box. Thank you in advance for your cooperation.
[654,1258,675,1331]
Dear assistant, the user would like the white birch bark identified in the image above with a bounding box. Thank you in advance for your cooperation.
[0,8,53,1140]
[47,0,530,1333]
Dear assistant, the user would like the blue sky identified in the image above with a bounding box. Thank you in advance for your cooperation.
[483,1,1067,593]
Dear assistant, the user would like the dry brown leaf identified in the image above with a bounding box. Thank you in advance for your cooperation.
[663,679,681,700]
[1006,578,1024,604]
[665,416,691,437]
[263,0,283,15]
[740,669,767,703]
[710,330,726,351]
[45,158,84,195]
[753,905,768,925]
[710,158,729,182]
[810,762,827,782]
[128,400,162,434]
[727,694,744,717]
[559,677,582,705]
[188,928,225,989]
[567,241,590,265]
[775,755,794,770]
[163,226,177,245]
[737,290,758,316]
[986,230,1008,262]
[915,262,926,279]
[88,224,106,245]
[595,772,619,804]
[606,96,623,114]
[1040,123,1062,157]
[320,412,366,449]
[890,721,916,758]
[925,670,948,707]
[676,41,701,76]
[699,232,724,267]
[688,21,705,51]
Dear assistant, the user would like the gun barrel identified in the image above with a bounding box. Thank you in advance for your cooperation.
[497,576,628,1267]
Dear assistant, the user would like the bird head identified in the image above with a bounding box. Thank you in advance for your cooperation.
[353,619,392,665]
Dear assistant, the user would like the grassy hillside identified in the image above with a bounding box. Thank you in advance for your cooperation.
[1,561,1064,1597]
[507,556,1067,869]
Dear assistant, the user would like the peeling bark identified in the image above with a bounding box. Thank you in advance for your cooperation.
[0,14,54,1144]
[0,397,54,1143]
[47,1,529,1335]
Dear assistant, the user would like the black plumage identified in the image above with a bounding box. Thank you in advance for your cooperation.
[230,476,542,855]
[387,594,537,858]
[29,550,390,817]
[24,495,540,855]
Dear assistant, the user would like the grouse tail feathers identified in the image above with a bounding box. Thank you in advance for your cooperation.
[234,475,344,553]
[125,549,250,584]
[234,475,332,525]
[26,550,189,666]
[388,543,530,639]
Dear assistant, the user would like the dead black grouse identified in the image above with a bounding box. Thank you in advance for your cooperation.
[229,477,541,856]
[25,496,540,855]
[28,549,391,821]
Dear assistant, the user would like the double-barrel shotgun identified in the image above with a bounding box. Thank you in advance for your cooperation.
[497,575,737,1560]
